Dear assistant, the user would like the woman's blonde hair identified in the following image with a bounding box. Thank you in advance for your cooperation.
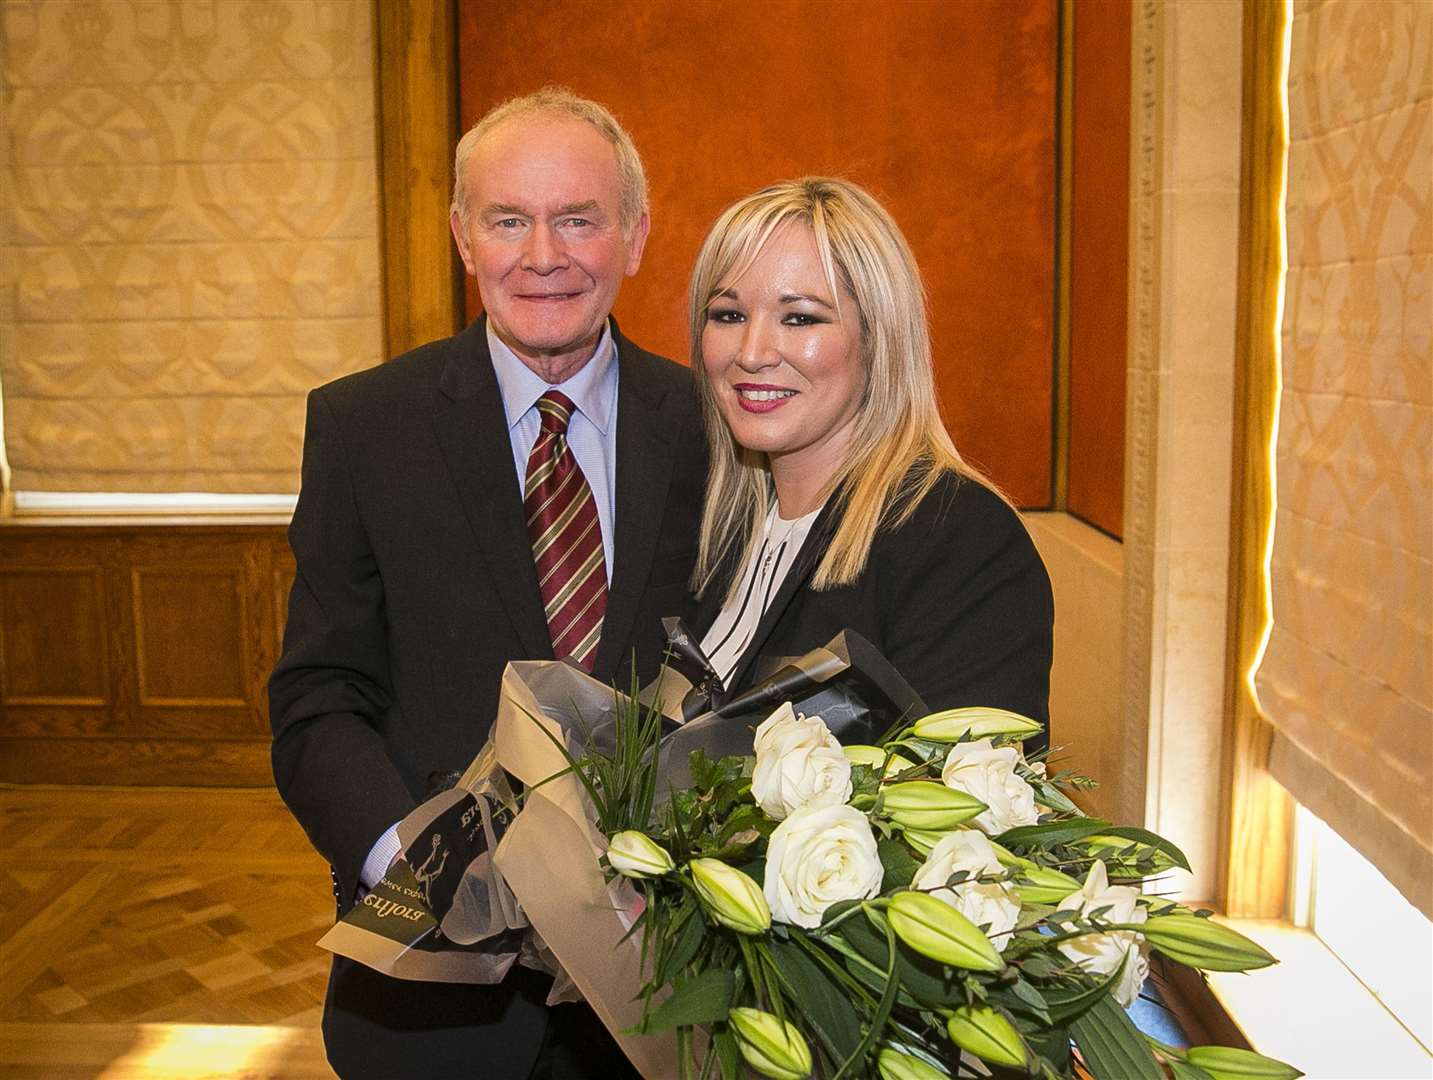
[690,177,991,599]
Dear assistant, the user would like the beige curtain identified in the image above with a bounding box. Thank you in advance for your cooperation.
[1255,0,1431,917]
[0,0,382,494]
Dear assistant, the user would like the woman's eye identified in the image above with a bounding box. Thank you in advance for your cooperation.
[707,308,744,324]
[784,312,823,326]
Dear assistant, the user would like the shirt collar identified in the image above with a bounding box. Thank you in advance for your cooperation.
[486,320,618,436]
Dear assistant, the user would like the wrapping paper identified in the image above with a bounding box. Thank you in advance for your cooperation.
[317,630,922,1077]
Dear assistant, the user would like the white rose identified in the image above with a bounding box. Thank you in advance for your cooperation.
[911,830,1021,945]
[751,702,852,820]
[940,738,1040,836]
[1056,860,1150,1007]
[763,803,883,928]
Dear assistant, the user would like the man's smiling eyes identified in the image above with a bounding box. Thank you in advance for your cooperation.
[488,216,596,230]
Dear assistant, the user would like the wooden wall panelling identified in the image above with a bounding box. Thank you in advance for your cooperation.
[1066,0,1131,537]
[3,567,106,706]
[0,534,116,736]
[0,525,289,786]
[125,535,266,735]
[375,0,461,357]
[271,535,296,658]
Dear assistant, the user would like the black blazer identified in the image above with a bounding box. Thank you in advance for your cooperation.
[695,473,1053,734]
[269,318,705,1078]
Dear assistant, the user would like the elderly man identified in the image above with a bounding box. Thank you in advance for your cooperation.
[270,88,705,1078]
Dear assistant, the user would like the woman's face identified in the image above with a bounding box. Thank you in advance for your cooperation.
[701,223,865,484]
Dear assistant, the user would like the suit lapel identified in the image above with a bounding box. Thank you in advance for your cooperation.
[432,319,552,661]
[724,498,842,693]
[592,331,682,681]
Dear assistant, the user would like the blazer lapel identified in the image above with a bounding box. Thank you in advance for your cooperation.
[591,331,682,681]
[723,498,842,694]
[432,319,552,661]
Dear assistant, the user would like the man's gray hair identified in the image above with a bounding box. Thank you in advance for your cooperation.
[450,86,648,235]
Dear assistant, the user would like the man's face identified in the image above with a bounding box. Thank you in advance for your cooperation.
[450,116,649,380]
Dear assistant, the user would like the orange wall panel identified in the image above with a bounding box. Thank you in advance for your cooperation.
[458,0,1057,506]
[1068,0,1130,537]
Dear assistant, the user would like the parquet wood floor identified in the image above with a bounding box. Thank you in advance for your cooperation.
[0,785,336,1078]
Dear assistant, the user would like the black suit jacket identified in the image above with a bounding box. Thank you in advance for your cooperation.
[696,473,1054,736]
[269,318,705,1078]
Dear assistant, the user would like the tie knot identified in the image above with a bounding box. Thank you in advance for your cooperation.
[536,390,576,436]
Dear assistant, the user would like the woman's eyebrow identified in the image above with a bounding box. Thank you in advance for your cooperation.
[781,292,835,309]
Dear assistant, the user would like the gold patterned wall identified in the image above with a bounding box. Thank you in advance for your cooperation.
[1256,0,1431,916]
[0,0,382,493]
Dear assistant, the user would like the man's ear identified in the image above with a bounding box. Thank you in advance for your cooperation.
[450,211,477,278]
[624,212,651,277]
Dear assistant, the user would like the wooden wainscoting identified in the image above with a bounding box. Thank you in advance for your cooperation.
[0,524,294,786]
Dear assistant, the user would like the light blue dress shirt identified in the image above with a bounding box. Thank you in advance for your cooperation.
[359,321,623,891]
[486,320,619,581]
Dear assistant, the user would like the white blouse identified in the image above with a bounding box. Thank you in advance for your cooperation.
[700,501,824,686]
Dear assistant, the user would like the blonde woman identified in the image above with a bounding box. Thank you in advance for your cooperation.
[690,178,1053,734]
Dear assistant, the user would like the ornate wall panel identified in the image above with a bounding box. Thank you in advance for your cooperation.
[0,524,293,784]
[1256,0,1432,917]
[1120,0,1244,899]
[1,566,108,705]
[0,0,383,493]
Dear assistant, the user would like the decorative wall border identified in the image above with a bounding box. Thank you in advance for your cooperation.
[1120,0,1246,899]
[1118,0,1163,832]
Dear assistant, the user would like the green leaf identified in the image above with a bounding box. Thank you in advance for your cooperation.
[1169,1061,1217,1080]
[632,968,734,1033]
[1095,826,1191,872]
[660,902,707,982]
[1041,962,1127,1024]
[833,915,902,1079]
[1023,1023,1073,1074]
[878,836,923,891]
[849,762,880,798]
[1185,1044,1303,1079]
[715,804,771,846]
[1030,777,1081,815]
[1001,975,1052,1024]
[820,898,864,928]
[997,818,1111,850]
[711,1027,745,1080]
[767,937,862,1062]
[837,909,967,1007]
[1068,994,1164,1080]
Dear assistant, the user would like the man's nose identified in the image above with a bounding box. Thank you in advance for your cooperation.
[735,318,781,371]
[521,222,568,273]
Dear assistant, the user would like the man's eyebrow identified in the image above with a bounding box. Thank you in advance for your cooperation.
[557,201,601,216]
[480,202,528,218]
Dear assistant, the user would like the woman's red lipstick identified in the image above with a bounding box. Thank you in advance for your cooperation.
[733,383,796,414]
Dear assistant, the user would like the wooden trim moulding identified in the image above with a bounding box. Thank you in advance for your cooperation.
[1216,0,1294,921]
[1051,0,1075,511]
[374,0,463,358]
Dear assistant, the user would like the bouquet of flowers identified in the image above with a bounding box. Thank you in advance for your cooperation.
[572,699,1300,1080]
[317,633,1299,1080]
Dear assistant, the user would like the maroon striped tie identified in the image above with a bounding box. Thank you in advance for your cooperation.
[524,390,607,670]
